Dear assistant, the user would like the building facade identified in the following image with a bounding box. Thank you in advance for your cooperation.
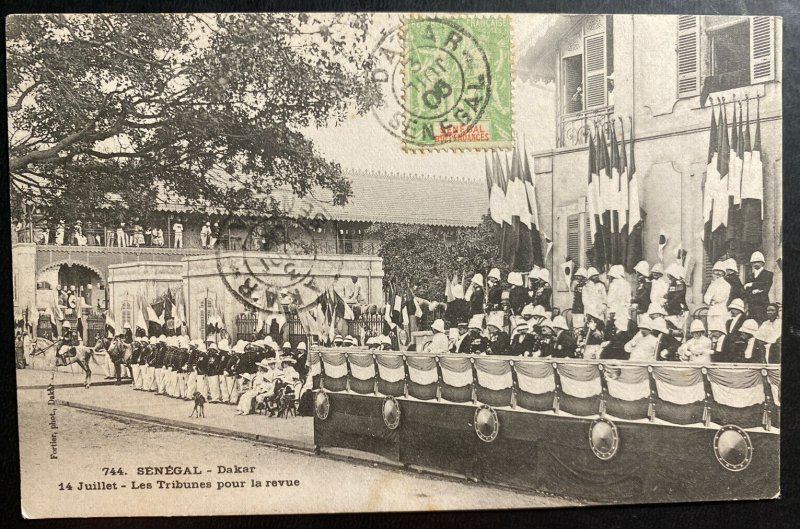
[520,14,782,309]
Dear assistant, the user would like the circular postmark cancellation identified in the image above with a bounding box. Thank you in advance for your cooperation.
[369,16,512,151]
[212,197,345,317]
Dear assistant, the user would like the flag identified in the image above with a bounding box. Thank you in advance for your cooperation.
[587,133,606,268]
[726,103,743,251]
[173,288,186,334]
[703,104,718,260]
[135,295,148,336]
[105,311,117,337]
[608,123,624,265]
[505,144,533,271]
[623,118,644,271]
[597,126,615,267]
[522,141,544,267]
[741,98,763,252]
[445,274,453,302]
[711,102,730,260]
[488,151,508,226]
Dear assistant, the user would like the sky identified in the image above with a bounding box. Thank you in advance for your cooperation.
[304,14,557,182]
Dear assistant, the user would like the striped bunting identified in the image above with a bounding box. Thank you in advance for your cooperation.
[767,368,780,406]
[439,357,474,388]
[308,350,321,377]
[347,353,376,381]
[406,355,438,386]
[514,361,555,394]
[376,354,406,384]
[474,358,513,391]
[707,367,766,408]
[605,365,650,402]
[321,352,348,379]
[558,363,602,398]
[652,366,704,405]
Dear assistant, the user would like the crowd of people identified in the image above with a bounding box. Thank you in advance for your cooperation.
[106,329,311,417]
[364,252,779,364]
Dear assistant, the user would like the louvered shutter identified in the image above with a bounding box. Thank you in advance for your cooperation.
[121,300,132,328]
[567,213,581,264]
[584,213,593,267]
[750,16,775,83]
[677,15,700,97]
[584,33,607,109]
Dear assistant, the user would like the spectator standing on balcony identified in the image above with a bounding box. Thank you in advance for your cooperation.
[343,275,364,305]
[55,221,65,245]
[116,223,127,247]
[172,219,184,248]
[210,221,221,248]
[649,263,669,308]
[132,224,144,247]
[724,258,744,304]
[152,226,164,247]
[704,261,731,330]
[201,222,212,249]
[144,226,152,247]
[71,221,82,245]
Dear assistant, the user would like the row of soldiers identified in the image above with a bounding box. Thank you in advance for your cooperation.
[125,334,308,405]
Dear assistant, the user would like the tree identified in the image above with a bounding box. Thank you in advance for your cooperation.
[7,13,381,223]
[367,215,502,301]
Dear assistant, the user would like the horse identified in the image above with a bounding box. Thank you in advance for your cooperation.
[96,336,134,385]
[29,337,96,388]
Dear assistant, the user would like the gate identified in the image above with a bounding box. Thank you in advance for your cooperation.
[86,314,105,347]
[235,313,259,342]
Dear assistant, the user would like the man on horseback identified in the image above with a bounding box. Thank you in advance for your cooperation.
[56,320,81,366]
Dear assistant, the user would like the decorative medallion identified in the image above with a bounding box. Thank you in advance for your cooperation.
[314,391,330,420]
[474,405,499,443]
[382,396,401,430]
[589,418,619,460]
[714,425,753,472]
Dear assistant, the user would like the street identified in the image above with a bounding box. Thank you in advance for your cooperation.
[17,383,577,518]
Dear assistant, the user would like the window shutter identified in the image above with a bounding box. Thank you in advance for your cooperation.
[750,16,775,83]
[567,213,581,264]
[121,300,132,328]
[584,213,593,267]
[677,15,700,97]
[199,299,211,340]
[584,33,607,109]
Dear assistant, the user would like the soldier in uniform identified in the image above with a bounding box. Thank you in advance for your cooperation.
[485,268,503,311]
[571,267,587,329]
[195,340,211,399]
[162,336,176,397]
[216,339,232,403]
[510,321,539,356]
[744,251,774,323]
[632,261,652,317]
[458,314,490,354]
[444,284,470,328]
[533,269,553,311]
[486,313,510,355]
[143,336,157,391]
[57,320,80,364]
[467,273,486,316]
[724,258,745,304]
[664,263,688,331]
[175,336,190,399]
[550,316,577,358]
[537,319,556,357]
[206,340,224,403]
[295,342,308,380]
[225,341,245,405]
[507,272,528,315]
[129,336,144,390]
[185,340,201,399]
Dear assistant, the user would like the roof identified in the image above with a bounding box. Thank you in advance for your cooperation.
[518,14,584,83]
[155,169,489,228]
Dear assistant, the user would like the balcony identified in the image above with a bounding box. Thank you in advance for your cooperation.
[557,106,615,148]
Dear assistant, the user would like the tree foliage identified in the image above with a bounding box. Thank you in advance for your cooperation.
[7,13,381,222]
[367,215,503,301]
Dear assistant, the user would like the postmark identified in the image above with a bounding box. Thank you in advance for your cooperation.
[402,16,512,151]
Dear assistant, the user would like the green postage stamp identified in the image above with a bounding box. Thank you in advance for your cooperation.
[402,16,513,151]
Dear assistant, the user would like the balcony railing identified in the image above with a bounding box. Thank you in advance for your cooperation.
[557,106,615,148]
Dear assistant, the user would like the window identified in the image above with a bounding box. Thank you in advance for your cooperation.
[121,299,133,329]
[336,222,365,254]
[566,210,593,268]
[559,15,613,116]
[678,16,776,99]
[199,298,214,340]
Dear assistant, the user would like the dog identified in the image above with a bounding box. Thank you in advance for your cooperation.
[189,391,206,418]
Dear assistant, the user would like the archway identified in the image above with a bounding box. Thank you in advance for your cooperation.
[38,262,105,311]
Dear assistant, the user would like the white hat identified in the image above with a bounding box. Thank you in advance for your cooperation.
[551,315,569,331]
[197,342,207,352]
[123,322,132,329]
[649,318,668,335]
[740,319,759,335]
[521,304,536,317]
[452,284,465,299]
[708,320,727,334]
[724,258,738,273]
[486,312,504,330]
[750,251,766,264]
[158,335,167,343]
[297,342,307,350]
[149,336,158,345]
[728,298,746,313]
[366,337,377,345]
[333,334,344,344]
[513,320,529,333]
[587,267,600,278]
[528,268,539,279]
[471,273,485,286]
[468,314,485,330]
[282,341,292,349]
[242,372,254,381]
[488,268,501,281]
[256,359,273,369]
[207,341,218,350]
[538,269,550,284]
[218,339,230,352]
[666,263,684,280]
[647,302,666,316]
[539,318,554,330]
[637,317,651,330]
[532,305,547,318]
[651,263,664,275]
[380,335,392,345]
[507,272,524,287]
[344,335,357,346]
[712,261,726,273]
[633,261,650,277]
[62,320,72,329]
[608,264,625,279]
[431,319,446,333]
[232,341,246,353]
[689,320,706,334]
[574,267,588,278]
